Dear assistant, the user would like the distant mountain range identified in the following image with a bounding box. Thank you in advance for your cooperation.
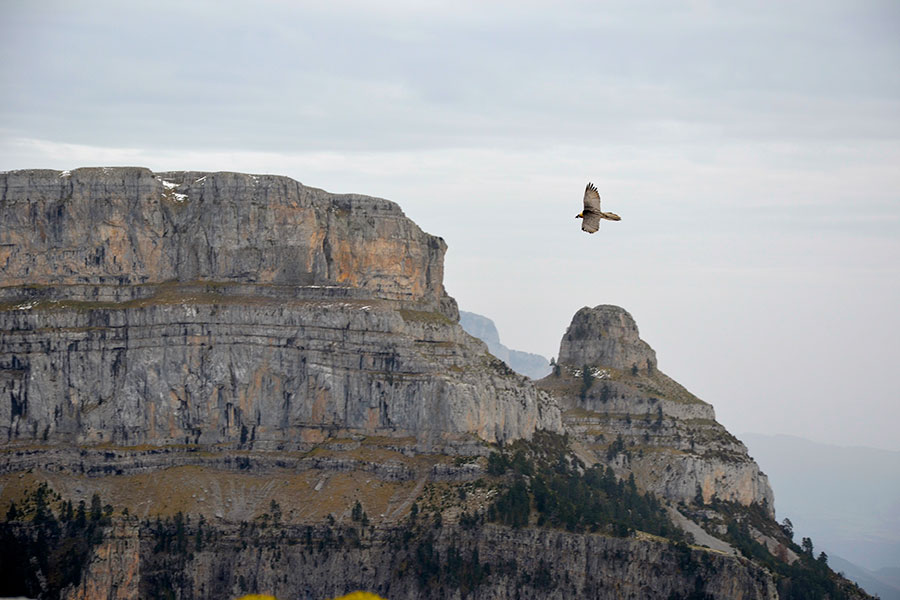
[742,433,900,598]
[458,310,552,379]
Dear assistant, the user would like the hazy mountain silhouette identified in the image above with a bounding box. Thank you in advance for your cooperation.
[459,310,551,379]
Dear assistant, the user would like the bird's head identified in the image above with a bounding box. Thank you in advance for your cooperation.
[576,212,583,219]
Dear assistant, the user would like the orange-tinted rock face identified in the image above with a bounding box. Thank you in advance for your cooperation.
[0,168,450,313]
[65,523,141,600]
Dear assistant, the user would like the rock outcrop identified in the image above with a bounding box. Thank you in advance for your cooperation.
[539,305,775,514]
[558,305,656,373]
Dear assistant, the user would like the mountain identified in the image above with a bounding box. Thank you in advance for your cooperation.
[0,168,869,599]
[741,433,900,573]
[458,310,551,380]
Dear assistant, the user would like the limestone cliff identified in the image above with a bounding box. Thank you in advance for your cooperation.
[539,305,775,513]
[0,168,560,451]
[0,168,452,313]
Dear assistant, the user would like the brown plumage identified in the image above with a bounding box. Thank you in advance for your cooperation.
[576,182,620,233]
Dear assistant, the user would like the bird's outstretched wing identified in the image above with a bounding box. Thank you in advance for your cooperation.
[581,182,602,233]
[583,182,602,213]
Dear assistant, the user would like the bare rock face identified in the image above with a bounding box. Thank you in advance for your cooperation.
[67,522,779,600]
[542,304,774,515]
[0,168,560,452]
[0,168,453,314]
[558,305,656,372]
[0,300,561,450]
[65,522,142,600]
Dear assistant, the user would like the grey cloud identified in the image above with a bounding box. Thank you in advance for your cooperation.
[3,0,898,153]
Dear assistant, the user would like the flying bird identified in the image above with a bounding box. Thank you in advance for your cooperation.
[576,182,620,233]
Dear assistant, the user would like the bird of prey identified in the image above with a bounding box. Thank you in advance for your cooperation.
[576,182,620,233]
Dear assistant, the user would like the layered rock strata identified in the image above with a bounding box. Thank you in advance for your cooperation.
[0,168,560,453]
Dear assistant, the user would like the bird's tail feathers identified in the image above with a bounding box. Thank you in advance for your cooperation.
[601,212,621,221]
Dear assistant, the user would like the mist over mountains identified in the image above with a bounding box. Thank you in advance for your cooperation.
[742,433,900,597]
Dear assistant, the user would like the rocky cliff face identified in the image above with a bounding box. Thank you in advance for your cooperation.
[540,305,774,514]
[0,168,452,313]
[1,299,562,450]
[0,168,561,452]
[63,521,779,600]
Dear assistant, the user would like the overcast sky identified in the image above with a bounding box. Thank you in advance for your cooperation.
[2,0,899,451]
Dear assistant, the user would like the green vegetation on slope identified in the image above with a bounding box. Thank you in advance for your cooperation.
[688,499,871,600]
[484,431,687,540]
